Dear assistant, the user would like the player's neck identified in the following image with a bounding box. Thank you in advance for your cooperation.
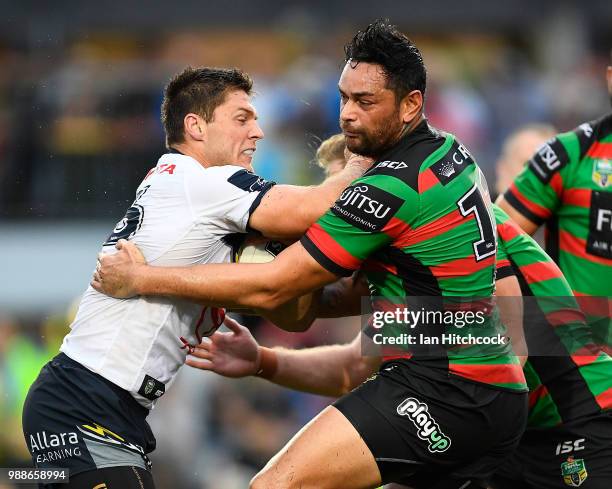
[170,143,212,169]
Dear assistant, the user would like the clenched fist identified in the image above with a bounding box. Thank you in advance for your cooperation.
[91,239,146,298]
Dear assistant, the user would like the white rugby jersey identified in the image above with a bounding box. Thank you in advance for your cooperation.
[61,152,274,409]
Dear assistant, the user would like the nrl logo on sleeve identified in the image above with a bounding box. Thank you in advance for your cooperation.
[592,159,611,188]
[561,457,588,487]
[397,397,451,453]
[332,184,404,232]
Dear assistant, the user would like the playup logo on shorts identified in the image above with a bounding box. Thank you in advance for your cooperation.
[396,397,451,453]
[561,456,588,487]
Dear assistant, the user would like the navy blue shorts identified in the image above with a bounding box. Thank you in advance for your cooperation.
[22,353,155,479]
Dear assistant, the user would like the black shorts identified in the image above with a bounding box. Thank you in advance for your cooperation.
[22,353,156,480]
[333,360,528,489]
[490,413,612,489]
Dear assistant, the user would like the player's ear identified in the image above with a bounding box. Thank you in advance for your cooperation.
[400,90,423,125]
[184,113,207,142]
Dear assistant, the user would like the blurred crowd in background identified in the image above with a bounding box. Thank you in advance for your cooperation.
[1,2,611,488]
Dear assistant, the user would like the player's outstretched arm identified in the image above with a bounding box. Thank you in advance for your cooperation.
[254,272,369,332]
[93,239,339,311]
[187,316,380,397]
[247,154,373,239]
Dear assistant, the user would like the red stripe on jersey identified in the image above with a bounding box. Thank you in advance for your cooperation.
[361,258,398,275]
[306,224,362,270]
[571,350,602,367]
[508,184,552,220]
[497,219,524,242]
[450,362,525,385]
[497,258,511,270]
[575,295,612,317]
[550,172,564,198]
[587,141,612,159]
[382,217,412,240]
[528,384,550,410]
[545,308,586,327]
[419,168,439,192]
[430,254,495,279]
[382,353,413,362]
[519,260,564,284]
[563,188,591,208]
[394,209,471,248]
[596,388,612,410]
[559,230,612,265]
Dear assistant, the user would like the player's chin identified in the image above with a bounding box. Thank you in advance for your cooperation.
[236,155,254,171]
[345,136,366,155]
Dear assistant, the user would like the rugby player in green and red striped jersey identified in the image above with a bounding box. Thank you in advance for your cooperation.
[181,198,612,488]
[490,204,612,489]
[92,21,527,489]
[497,54,612,346]
[186,143,612,489]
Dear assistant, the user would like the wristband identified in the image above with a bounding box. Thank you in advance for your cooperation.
[255,347,278,379]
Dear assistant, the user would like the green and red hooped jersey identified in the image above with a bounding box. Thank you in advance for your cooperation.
[502,113,612,298]
[495,205,612,427]
[301,120,526,392]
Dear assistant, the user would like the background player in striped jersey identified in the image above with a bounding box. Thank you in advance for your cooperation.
[22,67,371,488]
[497,52,612,347]
[94,21,529,489]
[185,135,612,489]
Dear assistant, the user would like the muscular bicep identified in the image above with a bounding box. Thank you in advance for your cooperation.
[248,184,315,239]
[248,162,370,239]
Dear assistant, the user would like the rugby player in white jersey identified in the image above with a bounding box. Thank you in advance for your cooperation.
[22,66,370,489]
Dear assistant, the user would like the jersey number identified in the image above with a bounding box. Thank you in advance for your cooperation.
[457,185,496,261]
[104,185,150,246]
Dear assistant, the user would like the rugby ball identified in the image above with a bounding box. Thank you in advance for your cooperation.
[234,239,287,264]
[230,239,287,315]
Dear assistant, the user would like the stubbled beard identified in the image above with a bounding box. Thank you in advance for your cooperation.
[343,117,404,159]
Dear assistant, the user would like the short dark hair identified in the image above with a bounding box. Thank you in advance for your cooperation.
[161,67,253,148]
[344,19,426,102]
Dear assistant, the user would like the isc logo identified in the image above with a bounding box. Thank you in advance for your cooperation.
[555,438,585,455]
[375,160,408,170]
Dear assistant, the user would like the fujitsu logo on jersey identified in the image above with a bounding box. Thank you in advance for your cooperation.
[332,184,404,232]
[536,142,561,171]
[529,137,569,183]
[338,186,392,219]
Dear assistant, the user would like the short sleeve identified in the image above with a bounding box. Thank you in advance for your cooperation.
[187,165,275,233]
[300,176,414,277]
[502,131,578,225]
[495,239,515,280]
